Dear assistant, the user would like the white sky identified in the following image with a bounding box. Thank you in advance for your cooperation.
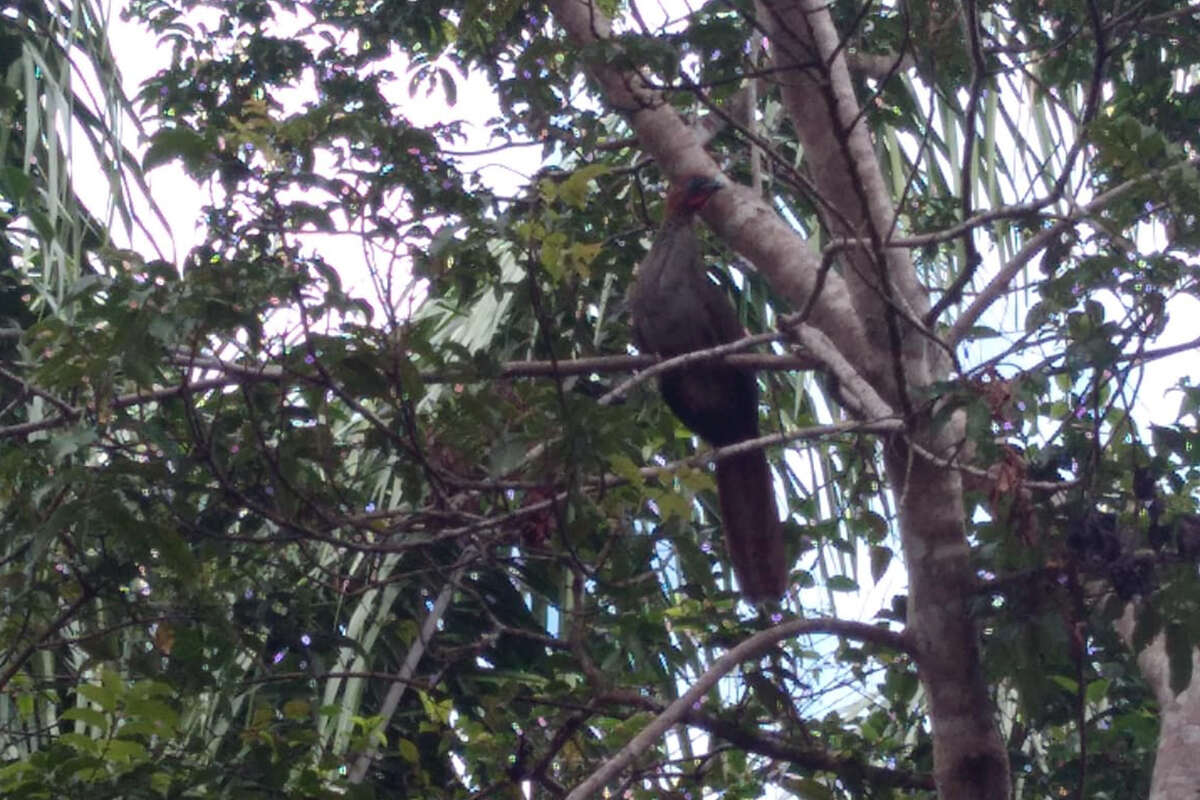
[94,6,544,289]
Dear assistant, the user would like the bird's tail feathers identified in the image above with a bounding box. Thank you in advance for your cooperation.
[715,450,788,603]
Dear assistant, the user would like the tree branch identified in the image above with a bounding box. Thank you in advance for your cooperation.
[564,616,913,799]
[546,0,873,376]
[603,687,936,790]
[948,170,1167,346]
[0,582,98,693]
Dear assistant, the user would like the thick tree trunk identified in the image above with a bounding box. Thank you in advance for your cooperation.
[887,436,1010,799]
[549,0,1014,795]
[1117,603,1200,797]
[758,0,1012,794]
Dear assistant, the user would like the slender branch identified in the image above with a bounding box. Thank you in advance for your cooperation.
[0,373,277,439]
[603,687,936,790]
[563,616,912,799]
[0,583,98,693]
[0,351,815,440]
[661,418,901,471]
[402,418,901,551]
[932,0,987,320]
[347,546,472,783]
[0,364,77,416]
[547,0,872,370]
[598,331,793,405]
[785,322,898,421]
[243,670,435,689]
[447,351,817,380]
[827,195,1063,258]
[948,170,1163,346]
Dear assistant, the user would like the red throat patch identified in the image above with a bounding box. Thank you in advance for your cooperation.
[665,175,723,216]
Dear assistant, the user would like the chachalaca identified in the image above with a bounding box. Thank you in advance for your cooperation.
[630,175,787,603]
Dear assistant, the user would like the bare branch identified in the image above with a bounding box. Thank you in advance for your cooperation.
[597,331,788,405]
[564,616,912,799]
[546,0,873,376]
[601,686,936,789]
[949,170,1164,346]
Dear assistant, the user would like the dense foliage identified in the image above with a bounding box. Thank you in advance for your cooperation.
[2,0,1199,797]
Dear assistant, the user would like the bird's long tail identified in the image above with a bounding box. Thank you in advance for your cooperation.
[715,449,787,602]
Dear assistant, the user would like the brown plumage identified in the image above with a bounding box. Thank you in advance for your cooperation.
[630,176,787,603]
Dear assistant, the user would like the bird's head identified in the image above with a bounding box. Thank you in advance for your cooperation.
[665,175,723,217]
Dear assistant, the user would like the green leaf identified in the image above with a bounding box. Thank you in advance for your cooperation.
[125,697,180,731]
[568,240,602,278]
[438,67,457,106]
[77,683,118,713]
[142,127,210,173]
[487,436,530,477]
[1049,675,1078,694]
[61,707,109,732]
[962,325,1001,340]
[103,738,148,764]
[396,736,420,764]
[651,487,690,521]
[1085,678,1111,705]
[608,454,646,489]
[869,546,893,583]
[283,699,311,719]
[539,231,567,280]
[59,732,99,755]
[1024,301,1052,332]
[117,720,161,738]
[49,428,99,463]
[560,164,610,209]
[150,771,173,796]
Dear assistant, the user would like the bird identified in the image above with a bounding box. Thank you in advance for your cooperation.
[629,175,788,603]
